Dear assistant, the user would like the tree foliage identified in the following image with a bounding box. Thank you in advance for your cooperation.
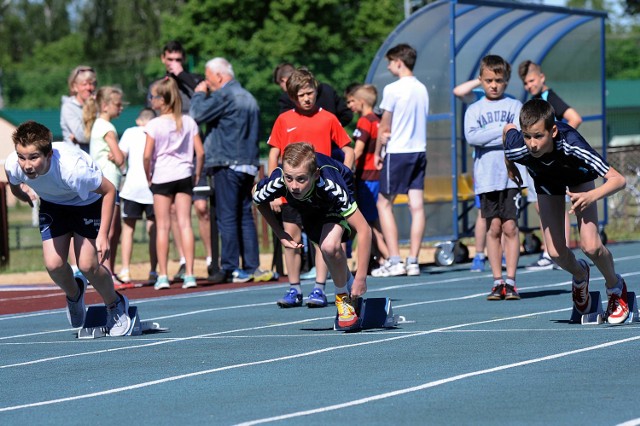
[0,0,638,125]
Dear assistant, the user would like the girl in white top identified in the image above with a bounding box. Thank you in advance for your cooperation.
[84,86,126,281]
[144,77,204,290]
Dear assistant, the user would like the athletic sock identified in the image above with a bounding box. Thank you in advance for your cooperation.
[290,283,302,293]
[505,277,516,286]
[314,282,326,290]
[407,256,418,265]
[389,256,402,265]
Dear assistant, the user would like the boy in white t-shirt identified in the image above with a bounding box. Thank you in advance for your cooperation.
[373,43,429,277]
[117,108,158,285]
[4,121,131,336]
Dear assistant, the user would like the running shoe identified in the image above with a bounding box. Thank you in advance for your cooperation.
[148,271,158,284]
[406,262,420,276]
[606,277,629,324]
[66,275,87,328]
[371,261,406,277]
[470,254,486,273]
[307,288,328,308]
[300,267,317,280]
[526,253,556,271]
[504,284,521,300]
[572,259,591,314]
[118,270,131,283]
[336,293,359,328]
[106,292,131,336]
[487,282,505,300]
[232,269,253,283]
[182,275,197,289]
[173,263,186,281]
[154,275,171,290]
[277,288,303,308]
[253,268,275,282]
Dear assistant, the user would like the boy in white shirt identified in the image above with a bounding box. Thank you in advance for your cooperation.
[4,121,131,336]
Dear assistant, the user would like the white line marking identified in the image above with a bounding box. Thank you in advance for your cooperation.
[235,334,640,425]
[0,307,635,413]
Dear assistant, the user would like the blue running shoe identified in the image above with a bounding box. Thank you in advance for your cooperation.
[66,275,87,327]
[232,269,253,283]
[470,254,485,273]
[307,288,328,308]
[277,288,303,308]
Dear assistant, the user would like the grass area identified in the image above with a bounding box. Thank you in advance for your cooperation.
[2,200,639,273]
[0,202,223,273]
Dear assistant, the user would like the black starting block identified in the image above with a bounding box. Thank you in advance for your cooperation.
[570,291,604,324]
[570,291,640,325]
[334,297,407,332]
[77,305,168,339]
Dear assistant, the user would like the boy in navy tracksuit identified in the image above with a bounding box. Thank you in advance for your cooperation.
[503,98,630,324]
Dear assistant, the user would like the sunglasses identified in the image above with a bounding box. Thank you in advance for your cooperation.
[73,66,95,82]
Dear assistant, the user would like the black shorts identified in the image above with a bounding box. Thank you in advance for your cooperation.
[39,198,102,241]
[281,203,303,225]
[480,188,522,221]
[121,198,155,220]
[150,176,193,197]
[301,212,351,245]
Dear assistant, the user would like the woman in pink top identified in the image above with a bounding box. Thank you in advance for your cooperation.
[144,78,204,290]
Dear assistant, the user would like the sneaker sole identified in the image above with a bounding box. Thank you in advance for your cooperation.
[525,265,555,271]
[276,302,303,308]
[154,283,171,290]
[253,275,273,282]
[487,295,503,301]
[182,283,198,289]
[307,301,328,308]
[505,295,521,300]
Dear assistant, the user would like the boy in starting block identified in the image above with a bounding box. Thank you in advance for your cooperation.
[4,121,131,335]
[253,142,371,328]
[503,99,630,324]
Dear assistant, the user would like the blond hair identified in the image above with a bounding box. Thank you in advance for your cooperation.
[153,77,183,132]
[83,86,123,139]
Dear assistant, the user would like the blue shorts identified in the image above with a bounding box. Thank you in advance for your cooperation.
[39,198,103,241]
[356,180,379,223]
[379,152,426,195]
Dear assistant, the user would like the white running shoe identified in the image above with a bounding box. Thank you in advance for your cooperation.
[66,275,87,328]
[406,263,420,276]
[106,293,131,336]
[371,261,406,277]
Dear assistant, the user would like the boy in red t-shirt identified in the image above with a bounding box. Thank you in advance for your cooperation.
[346,84,389,274]
[267,68,354,309]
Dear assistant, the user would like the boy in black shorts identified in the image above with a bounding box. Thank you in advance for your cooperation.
[4,121,131,335]
[253,142,371,328]
[503,99,630,324]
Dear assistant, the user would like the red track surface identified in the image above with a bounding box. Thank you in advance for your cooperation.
[0,278,283,316]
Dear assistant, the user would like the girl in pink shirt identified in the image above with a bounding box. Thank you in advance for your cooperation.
[144,78,204,290]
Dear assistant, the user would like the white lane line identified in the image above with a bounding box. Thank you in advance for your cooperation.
[0,306,634,413]
[235,334,640,426]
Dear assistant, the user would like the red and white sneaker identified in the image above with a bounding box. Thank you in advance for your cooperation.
[606,277,629,325]
[572,259,591,314]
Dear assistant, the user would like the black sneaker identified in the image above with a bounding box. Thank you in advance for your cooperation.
[504,284,521,300]
[208,270,228,284]
[487,283,505,300]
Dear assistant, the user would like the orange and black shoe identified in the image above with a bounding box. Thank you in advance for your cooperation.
[504,283,521,300]
[487,281,505,301]
[336,293,359,328]
[606,276,629,324]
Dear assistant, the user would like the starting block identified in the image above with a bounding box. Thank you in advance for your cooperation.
[570,291,604,325]
[623,291,640,324]
[334,297,407,332]
[78,305,168,339]
[570,291,640,325]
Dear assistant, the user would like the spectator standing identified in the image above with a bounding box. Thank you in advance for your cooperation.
[190,57,262,284]
[267,68,354,308]
[61,65,97,153]
[84,86,126,282]
[464,55,525,300]
[373,44,429,277]
[118,108,158,284]
[145,78,204,290]
[345,84,390,273]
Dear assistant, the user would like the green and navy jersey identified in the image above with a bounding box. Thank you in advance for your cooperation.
[253,153,357,218]
[504,122,609,195]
